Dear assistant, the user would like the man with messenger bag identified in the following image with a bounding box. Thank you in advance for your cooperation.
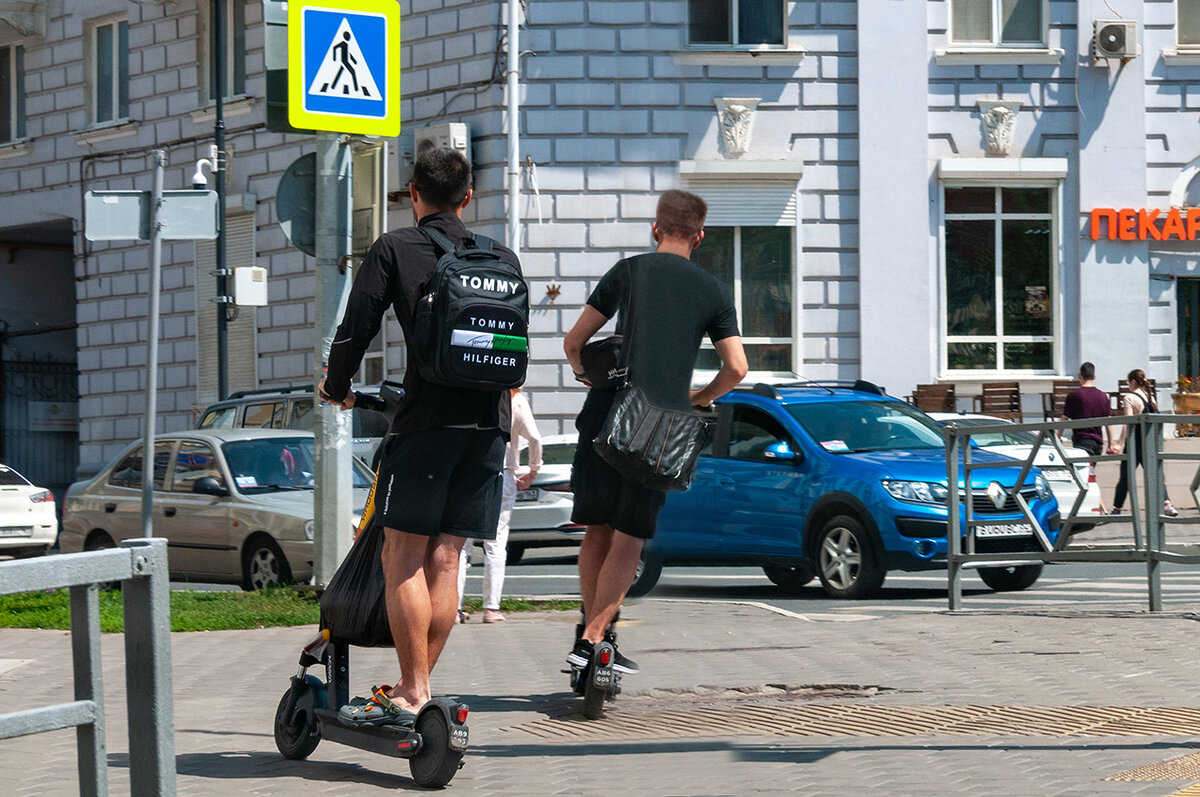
[563,189,748,673]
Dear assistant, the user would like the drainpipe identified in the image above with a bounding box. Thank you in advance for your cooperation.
[506,0,520,256]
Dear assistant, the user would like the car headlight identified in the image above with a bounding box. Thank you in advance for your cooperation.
[883,480,948,504]
[304,520,315,541]
[1034,473,1052,502]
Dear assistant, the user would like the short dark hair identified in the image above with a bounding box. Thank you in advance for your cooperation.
[411,147,472,210]
[656,189,707,241]
[1078,362,1095,381]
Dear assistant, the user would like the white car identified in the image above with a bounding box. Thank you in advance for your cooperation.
[928,413,1103,527]
[0,463,58,557]
[507,433,583,563]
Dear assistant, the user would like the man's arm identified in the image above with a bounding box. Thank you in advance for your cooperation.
[322,241,394,406]
[563,305,609,385]
[690,336,749,408]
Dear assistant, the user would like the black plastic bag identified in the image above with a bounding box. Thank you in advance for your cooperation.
[319,521,393,647]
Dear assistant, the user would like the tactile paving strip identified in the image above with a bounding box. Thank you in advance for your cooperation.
[1107,752,1200,781]
[508,704,1200,743]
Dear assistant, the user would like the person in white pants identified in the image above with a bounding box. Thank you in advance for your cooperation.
[457,387,542,623]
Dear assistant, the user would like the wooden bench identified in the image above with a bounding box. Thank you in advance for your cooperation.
[906,383,956,413]
[1040,379,1076,421]
[973,381,1022,421]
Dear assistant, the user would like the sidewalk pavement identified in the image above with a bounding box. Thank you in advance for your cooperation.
[5,597,1200,796]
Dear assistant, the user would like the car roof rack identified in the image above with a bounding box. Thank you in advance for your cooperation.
[735,379,888,398]
[225,384,314,400]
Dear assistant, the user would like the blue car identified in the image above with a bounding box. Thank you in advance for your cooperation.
[632,381,1061,599]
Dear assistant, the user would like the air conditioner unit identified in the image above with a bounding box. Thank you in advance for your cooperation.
[387,123,472,199]
[1094,19,1139,59]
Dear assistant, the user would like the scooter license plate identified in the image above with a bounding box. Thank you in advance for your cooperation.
[449,725,469,752]
[593,668,613,687]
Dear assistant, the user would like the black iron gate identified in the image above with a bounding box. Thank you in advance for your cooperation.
[0,359,79,503]
[1179,278,1200,380]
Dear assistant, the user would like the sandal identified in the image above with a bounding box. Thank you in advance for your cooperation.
[456,609,471,624]
[337,686,416,727]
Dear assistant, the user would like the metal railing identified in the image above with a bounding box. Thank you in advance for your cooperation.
[945,414,1200,611]
[0,538,176,796]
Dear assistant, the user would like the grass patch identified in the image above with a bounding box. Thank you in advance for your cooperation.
[0,588,578,632]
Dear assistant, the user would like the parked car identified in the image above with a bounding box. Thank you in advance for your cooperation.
[633,382,1062,599]
[60,429,373,589]
[927,412,1102,529]
[197,384,390,462]
[0,463,58,558]
[507,433,584,563]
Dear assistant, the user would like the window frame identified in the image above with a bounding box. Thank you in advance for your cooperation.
[1179,0,1200,49]
[0,43,25,144]
[939,184,1061,377]
[948,0,1049,49]
[685,0,788,51]
[201,0,247,102]
[86,15,130,126]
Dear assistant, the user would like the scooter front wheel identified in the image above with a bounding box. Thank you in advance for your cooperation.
[409,709,464,788]
[274,677,324,760]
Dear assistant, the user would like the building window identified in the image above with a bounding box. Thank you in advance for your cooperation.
[951,0,1045,47]
[203,0,247,100]
[89,18,129,124]
[693,226,794,373]
[0,44,25,143]
[687,0,785,48]
[1180,0,1200,48]
[943,186,1056,372]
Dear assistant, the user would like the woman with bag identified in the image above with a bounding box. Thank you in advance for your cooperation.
[562,189,748,675]
[1108,368,1178,516]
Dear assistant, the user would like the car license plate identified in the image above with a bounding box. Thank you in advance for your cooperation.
[975,523,1032,538]
[0,527,33,538]
[1040,467,1071,481]
[516,489,538,503]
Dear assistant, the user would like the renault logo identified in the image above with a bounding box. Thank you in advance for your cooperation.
[986,481,1007,510]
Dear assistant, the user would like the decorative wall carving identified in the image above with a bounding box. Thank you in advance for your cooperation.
[714,97,760,157]
[977,101,1023,156]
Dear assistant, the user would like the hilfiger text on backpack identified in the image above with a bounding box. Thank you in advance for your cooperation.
[414,227,530,390]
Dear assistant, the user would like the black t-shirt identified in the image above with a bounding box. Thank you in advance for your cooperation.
[325,212,520,436]
[584,252,740,413]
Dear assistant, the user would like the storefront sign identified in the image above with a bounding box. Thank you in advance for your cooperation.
[1090,208,1200,241]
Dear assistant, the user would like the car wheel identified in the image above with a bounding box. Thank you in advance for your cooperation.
[242,535,292,591]
[625,552,662,598]
[763,564,816,592]
[84,531,115,551]
[505,544,526,566]
[814,515,885,599]
[978,563,1043,592]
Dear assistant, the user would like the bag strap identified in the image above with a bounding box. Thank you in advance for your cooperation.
[421,225,458,254]
[615,259,639,386]
[423,225,496,257]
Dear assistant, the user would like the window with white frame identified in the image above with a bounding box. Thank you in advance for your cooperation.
[89,18,129,124]
[693,226,794,373]
[0,44,24,144]
[1180,0,1200,48]
[943,186,1056,372]
[202,0,247,100]
[951,0,1045,47]
[687,0,786,48]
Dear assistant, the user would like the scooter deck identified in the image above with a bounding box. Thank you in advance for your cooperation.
[314,708,423,759]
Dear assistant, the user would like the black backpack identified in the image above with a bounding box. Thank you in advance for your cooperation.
[413,227,529,390]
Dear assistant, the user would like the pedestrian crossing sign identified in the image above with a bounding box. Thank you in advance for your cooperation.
[288,0,400,136]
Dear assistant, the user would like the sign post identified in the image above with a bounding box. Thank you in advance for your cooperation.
[288,0,400,584]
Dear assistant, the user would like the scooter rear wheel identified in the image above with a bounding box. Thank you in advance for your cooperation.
[582,673,606,720]
[273,679,322,760]
[408,709,464,788]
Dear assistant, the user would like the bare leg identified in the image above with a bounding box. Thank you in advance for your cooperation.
[581,529,643,643]
[425,533,467,670]
[577,524,613,621]
[380,527,436,711]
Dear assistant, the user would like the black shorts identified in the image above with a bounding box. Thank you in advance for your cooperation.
[374,427,505,540]
[1073,436,1103,457]
[570,395,667,540]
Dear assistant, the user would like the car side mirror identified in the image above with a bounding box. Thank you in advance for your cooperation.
[193,476,229,497]
[763,441,800,463]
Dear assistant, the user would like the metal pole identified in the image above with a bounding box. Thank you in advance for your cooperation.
[214,0,229,400]
[70,584,105,797]
[506,0,520,255]
[313,131,354,585]
[947,431,961,610]
[1145,418,1163,611]
[142,151,165,539]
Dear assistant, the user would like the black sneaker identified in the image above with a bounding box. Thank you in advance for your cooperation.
[610,645,639,674]
[565,638,593,668]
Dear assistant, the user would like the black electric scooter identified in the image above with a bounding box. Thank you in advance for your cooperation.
[272,382,470,788]
[565,611,624,720]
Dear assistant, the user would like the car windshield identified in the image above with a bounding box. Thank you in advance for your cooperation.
[786,400,946,453]
[940,417,1039,447]
[221,437,373,492]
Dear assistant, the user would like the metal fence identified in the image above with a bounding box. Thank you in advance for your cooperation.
[944,414,1200,611]
[0,539,176,796]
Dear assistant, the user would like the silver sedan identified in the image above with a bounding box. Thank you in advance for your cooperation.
[60,429,372,589]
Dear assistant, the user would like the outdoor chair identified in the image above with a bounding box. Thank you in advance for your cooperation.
[907,383,956,413]
[974,381,1023,421]
[1114,378,1159,412]
[1041,379,1076,421]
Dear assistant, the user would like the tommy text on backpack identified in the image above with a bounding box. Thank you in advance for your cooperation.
[415,227,530,390]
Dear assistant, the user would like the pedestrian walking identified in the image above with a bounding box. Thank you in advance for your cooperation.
[456,387,542,624]
[562,189,748,674]
[320,147,524,719]
[1059,361,1112,512]
[1108,368,1178,517]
